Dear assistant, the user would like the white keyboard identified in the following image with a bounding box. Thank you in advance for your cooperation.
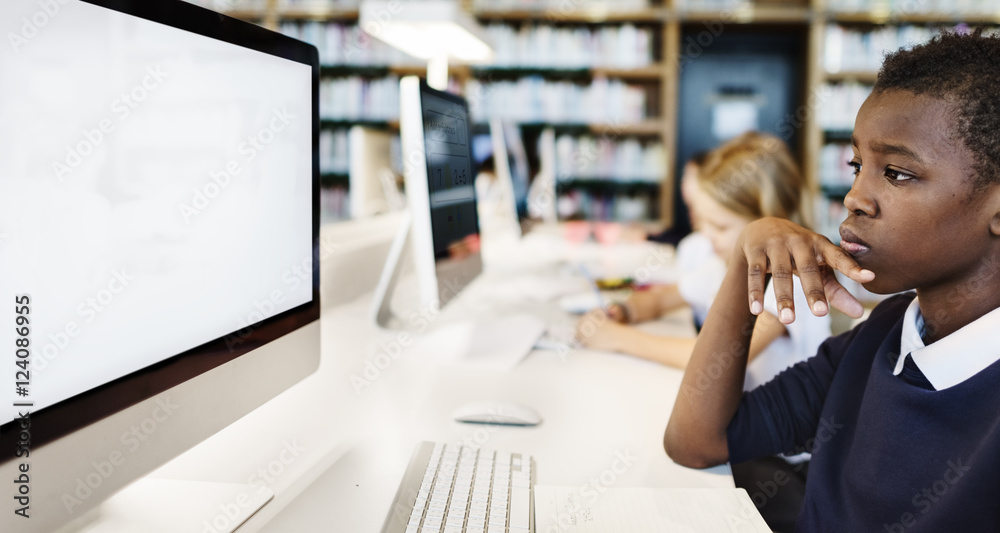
[380,442,534,533]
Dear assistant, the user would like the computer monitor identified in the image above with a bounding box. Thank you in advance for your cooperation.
[348,125,405,218]
[0,1,319,530]
[491,119,531,220]
[372,77,482,325]
[471,119,529,240]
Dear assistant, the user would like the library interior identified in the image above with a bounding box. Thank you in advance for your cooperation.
[3,0,999,531]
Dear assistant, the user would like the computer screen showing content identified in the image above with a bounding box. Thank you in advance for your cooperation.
[422,89,480,261]
[0,1,319,528]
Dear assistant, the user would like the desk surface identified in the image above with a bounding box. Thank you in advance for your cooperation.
[242,231,732,532]
[146,230,731,532]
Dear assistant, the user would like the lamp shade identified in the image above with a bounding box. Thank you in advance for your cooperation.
[359,1,494,63]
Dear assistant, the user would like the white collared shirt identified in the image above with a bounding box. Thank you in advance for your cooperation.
[893,297,1000,390]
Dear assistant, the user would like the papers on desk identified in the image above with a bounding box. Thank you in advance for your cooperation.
[410,314,547,370]
[483,274,591,303]
[533,486,771,533]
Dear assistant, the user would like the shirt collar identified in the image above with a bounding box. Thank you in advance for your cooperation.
[894,296,1000,390]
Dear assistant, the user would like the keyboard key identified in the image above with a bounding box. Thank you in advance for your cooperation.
[509,486,530,530]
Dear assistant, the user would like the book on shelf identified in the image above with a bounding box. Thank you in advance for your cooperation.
[826,0,1000,15]
[824,24,998,75]
[466,77,648,124]
[320,76,400,121]
[553,135,665,183]
[817,81,871,131]
[280,22,423,67]
[483,23,655,69]
[557,189,654,222]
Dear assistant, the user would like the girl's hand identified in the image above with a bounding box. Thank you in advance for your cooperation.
[606,303,630,323]
[575,309,626,352]
[738,218,875,323]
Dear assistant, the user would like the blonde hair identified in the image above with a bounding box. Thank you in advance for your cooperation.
[697,131,815,230]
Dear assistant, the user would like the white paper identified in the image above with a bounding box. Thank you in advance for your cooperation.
[534,486,771,533]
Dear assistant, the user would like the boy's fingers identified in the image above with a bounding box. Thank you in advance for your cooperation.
[822,270,865,318]
[820,240,875,283]
[746,248,768,315]
[767,248,796,324]
[792,243,829,316]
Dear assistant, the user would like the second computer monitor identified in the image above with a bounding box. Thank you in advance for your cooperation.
[399,77,482,311]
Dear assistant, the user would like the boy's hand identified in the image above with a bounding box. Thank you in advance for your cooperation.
[738,218,875,323]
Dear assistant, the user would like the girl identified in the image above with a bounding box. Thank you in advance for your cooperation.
[576,132,829,392]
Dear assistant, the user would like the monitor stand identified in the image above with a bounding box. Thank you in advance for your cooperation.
[371,209,415,329]
[56,479,272,533]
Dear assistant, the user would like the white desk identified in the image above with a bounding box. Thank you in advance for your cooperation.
[149,230,732,532]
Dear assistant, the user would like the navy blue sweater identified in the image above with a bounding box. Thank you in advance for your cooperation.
[728,293,1000,532]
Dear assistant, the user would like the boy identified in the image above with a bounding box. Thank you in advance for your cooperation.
[664,30,1000,532]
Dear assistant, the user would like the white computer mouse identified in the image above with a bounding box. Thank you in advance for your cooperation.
[452,401,542,426]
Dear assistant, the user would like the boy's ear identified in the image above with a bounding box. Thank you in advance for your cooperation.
[991,186,1000,237]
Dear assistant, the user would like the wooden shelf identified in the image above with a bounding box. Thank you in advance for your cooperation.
[474,7,666,23]
[824,70,878,83]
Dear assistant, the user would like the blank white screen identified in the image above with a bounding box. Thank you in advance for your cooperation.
[0,0,313,426]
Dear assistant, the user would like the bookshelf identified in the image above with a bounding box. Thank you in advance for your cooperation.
[201,0,1000,231]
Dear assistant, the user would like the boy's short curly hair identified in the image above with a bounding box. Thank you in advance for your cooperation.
[874,28,1000,193]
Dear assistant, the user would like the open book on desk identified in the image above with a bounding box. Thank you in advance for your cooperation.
[534,486,771,533]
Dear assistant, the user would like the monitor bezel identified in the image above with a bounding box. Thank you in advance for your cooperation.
[0,0,321,461]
